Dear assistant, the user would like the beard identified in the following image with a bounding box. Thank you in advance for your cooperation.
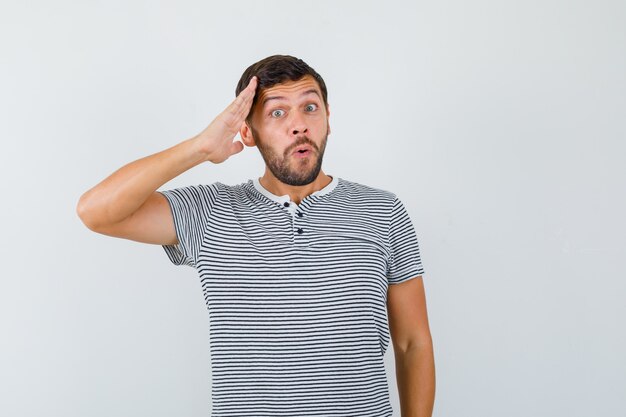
[251,125,329,186]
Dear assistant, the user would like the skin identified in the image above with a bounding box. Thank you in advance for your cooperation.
[388,276,436,417]
[239,75,435,416]
[238,74,332,205]
[77,72,434,416]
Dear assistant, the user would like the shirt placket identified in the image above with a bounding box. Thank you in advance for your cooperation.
[281,199,310,248]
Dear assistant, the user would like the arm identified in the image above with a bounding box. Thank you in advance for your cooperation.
[77,137,208,244]
[387,276,436,417]
[76,76,258,244]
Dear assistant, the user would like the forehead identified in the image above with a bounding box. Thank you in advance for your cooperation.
[257,75,322,107]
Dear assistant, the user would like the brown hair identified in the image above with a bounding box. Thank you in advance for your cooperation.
[235,54,329,125]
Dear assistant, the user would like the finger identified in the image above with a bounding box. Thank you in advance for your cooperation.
[247,75,257,89]
[230,139,244,156]
[239,76,257,106]
[229,77,258,119]
[228,76,257,116]
[247,75,257,90]
[236,77,257,103]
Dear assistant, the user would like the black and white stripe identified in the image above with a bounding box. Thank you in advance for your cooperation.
[159,176,425,417]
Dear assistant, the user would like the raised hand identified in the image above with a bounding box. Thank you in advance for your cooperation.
[194,76,258,164]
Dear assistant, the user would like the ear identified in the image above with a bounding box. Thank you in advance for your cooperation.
[239,121,257,147]
[326,104,331,135]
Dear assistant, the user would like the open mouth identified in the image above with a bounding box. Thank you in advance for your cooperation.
[293,146,312,155]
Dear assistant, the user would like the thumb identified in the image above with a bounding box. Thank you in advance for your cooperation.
[230,140,244,156]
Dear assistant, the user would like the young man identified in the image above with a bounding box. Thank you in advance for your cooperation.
[77,55,435,417]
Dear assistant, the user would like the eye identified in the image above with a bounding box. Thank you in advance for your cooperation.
[270,109,285,118]
[305,103,318,112]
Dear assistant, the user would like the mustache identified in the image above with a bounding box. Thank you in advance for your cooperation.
[289,137,316,153]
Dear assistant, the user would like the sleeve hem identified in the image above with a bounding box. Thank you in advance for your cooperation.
[158,189,195,268]
[388,270,425,285]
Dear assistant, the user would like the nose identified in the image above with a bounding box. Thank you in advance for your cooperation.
[290,112,308,136]
[292,126,307,135]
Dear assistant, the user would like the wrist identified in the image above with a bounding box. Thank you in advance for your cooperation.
[187,135,214,164]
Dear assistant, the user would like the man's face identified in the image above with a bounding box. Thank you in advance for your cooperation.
[244,75,330,186]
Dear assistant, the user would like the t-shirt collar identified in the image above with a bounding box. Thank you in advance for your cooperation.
[252,175,338,204]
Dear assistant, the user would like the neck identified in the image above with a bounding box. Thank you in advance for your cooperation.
[259,171,333,205]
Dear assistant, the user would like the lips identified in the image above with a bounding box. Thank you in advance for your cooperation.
[292,145,313,155]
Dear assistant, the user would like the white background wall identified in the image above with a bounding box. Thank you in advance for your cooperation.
[1,1,624,416]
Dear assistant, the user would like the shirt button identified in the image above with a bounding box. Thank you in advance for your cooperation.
[297,228,304,234]
[297,212,303,217]
[283,202,290,207]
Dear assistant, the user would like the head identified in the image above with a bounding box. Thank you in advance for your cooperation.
[236,55,331,186]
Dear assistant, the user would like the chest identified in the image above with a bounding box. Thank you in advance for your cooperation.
[195,204,390,312]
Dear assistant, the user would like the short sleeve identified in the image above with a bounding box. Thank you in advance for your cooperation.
[158,183,222,268]
[386,196,426,284]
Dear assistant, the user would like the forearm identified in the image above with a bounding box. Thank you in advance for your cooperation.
[394,344,436,417]
[77,135,208,228]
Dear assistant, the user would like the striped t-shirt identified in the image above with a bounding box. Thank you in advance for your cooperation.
[159,175,425,417]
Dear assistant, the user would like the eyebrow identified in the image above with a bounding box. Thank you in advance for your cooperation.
[261,89,322,108]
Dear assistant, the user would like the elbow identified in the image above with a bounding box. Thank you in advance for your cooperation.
[394,336,434,355]
[76,197,92,229]
[76,194,100,231]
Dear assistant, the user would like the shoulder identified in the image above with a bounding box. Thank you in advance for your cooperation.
[211,179,255,201]
[338,177,398,203]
